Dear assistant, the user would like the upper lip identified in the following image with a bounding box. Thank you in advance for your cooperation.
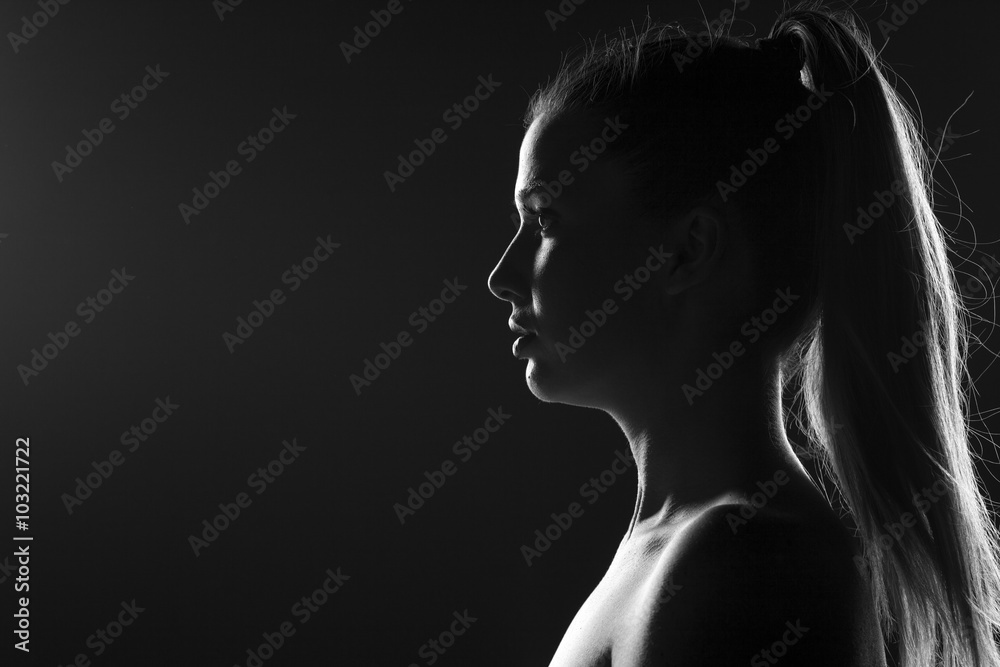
[509,318,535,336]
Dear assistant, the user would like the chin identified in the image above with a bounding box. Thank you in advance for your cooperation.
[523,354,612,409]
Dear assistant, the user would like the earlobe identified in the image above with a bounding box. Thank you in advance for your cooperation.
[662,206,726,296]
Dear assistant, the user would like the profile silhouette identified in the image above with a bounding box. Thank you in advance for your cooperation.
[488,3,1000,666]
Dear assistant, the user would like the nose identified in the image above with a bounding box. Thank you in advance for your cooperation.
[488,230,529,303]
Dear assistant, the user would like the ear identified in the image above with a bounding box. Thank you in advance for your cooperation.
[661,205,727,296]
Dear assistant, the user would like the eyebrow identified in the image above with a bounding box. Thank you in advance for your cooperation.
[512,181,552,209]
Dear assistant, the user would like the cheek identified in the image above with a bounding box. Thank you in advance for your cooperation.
[533,244,634,327]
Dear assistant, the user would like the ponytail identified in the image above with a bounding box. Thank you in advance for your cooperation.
[772,4,1000,666]
[522,3,1000,663]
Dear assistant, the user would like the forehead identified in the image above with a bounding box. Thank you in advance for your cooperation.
[515,112,634,209]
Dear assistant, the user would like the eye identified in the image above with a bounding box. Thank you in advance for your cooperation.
[527,210,555,238]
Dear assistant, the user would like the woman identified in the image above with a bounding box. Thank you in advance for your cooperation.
[487,2,1000,665]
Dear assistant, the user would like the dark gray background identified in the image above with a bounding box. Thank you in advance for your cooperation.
[1,0,996,664]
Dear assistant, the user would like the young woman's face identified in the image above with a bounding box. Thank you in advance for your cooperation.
[488,112,674,408]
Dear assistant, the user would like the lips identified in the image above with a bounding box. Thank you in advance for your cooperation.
[511,329,537,358]
[508,318,535,336]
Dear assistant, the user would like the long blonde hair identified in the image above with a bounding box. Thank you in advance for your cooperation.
[524,3,1000,664]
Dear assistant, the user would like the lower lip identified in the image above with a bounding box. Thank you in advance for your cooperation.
[512,334,537,357]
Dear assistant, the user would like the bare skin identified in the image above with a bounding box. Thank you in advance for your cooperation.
[488,111,887,665]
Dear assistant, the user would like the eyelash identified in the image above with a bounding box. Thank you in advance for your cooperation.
[523,210,554,238]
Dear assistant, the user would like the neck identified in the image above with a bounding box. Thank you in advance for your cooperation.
[605,355,819,542]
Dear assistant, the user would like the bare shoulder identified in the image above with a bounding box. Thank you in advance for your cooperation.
[632,502,882,666]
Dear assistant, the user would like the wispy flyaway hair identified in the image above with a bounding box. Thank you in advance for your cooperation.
[523,2,1000,665]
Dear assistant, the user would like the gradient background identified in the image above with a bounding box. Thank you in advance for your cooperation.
[0,0,997,664]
